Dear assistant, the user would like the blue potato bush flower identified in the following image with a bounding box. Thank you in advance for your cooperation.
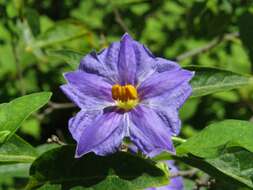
[61,33,194,158]
[147,161,183,190]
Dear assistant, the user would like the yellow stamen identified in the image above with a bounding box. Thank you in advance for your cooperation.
[111,84,139,110]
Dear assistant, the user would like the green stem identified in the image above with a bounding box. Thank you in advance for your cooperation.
[24,178,39,190]
[172,136,187,144]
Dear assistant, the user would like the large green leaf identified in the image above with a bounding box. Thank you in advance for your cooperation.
[206,147,253,188]
[0,130,11,144]
[0,144,59,178]
[187,67,252,98]
[0,92,52,141]
[0,163,30,178]
[36,144,60,156]
[177,150,252,189]
[0,134,37,163]
[47,49,83,69]
[28,146,168,190]
[176,120,253,158]
[175,120,253,188]
[31,21,89,48]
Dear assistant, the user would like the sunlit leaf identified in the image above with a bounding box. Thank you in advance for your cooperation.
[0,92,52,141]
[47,49,83,69]
[31,21,89,48]
[0,134,37,163]
[187,67,252,97]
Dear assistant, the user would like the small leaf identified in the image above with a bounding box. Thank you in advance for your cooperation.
[0,134,37,163]
[47,49,83,69]
[32,21,89,48]
[24,8,40,36]
[187,66,252,98]
[0,92,52,141]
[29,146,168,190]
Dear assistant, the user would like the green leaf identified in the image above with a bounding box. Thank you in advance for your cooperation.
[187,67,252,98]
[0,163,30,178]
[175,120,253,188]
[0,130,11,144]
[21,118,41,140]
[36,144,60,156]
[177,148,253,189]
[206,147,253,188]
[31,21,89,48]
[0,92,52,141]
[47,49,83,69]
[36,184,61,190]
[24,8,41,36]
[0,134,37,163]
[176,120,253,158]
[29,146,168,190]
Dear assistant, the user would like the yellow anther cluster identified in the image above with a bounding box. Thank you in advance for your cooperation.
[111,84,139,110]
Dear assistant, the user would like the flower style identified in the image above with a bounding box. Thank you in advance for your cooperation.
[61,33,194,158]
[146,161,183,190]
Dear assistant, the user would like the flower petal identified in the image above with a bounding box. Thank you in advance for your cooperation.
[152,108,181,136]
[138,69,194,100]
[129,105,174,157]
[154,58,180,73]
[145,82,193,110]
[165,161,184,190]
[118,33,137,85]
[68,109,101,142]
[60,84,110,110]
[132,43,156,84]
[139,83,192,136]
[64,70,113,102]
[80,34,180,87]
[76,110,127,157]
[79,43,120,83]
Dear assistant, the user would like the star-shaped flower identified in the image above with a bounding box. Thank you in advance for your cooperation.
[61,33,194,158]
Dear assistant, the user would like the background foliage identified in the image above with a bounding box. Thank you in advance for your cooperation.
[1,0,253,189]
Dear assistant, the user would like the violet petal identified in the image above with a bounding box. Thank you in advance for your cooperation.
[64,70,113,102]
[129,105,175,156]
[76,111,126,157]
[138,69,193,100]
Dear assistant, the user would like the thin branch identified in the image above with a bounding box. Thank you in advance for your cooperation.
[35,101,75,121]
[48,101,75,109]
[111,3,131,34]
[172,136,187,144]
[170,168,198,178]
[176,32,239,62]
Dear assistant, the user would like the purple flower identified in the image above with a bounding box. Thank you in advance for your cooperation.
[61,33,194,158]
[147,161,184,190]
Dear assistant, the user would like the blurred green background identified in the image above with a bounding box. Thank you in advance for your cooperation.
[1,0,253,189]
